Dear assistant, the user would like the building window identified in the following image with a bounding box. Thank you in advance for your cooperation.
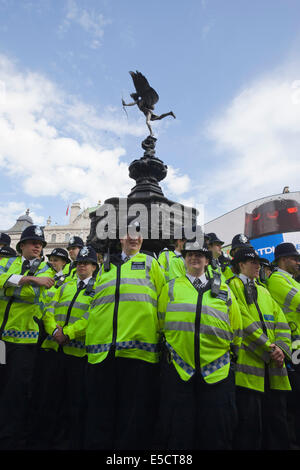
[65,233,70,242]
[51,233,56,243]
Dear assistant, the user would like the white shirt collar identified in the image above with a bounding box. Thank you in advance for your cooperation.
[77,276,92,287]
[277,267,291,276]
[186,272,208,285]
[239,273,255,284]
[174,250,182,257]
[121,251,139,261]
[22,256,39,266]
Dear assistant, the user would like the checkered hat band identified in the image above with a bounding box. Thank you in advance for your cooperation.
[87,340,159,354]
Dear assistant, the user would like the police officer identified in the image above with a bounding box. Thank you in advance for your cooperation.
[227,247,292,450]
[84,220,165,450]
[46,248,71,283]
[158,238,186,281]
[0,235,16,272]
[205,232,230,279]
[0,225,54,449]
[157,240,242,450]
[223,233,252,281]
[266,242,300,448]
[28,245,98,450]
[0,246,17,260]
[0,232,11,248]
[258,257,273,286]
[66,236,84,278]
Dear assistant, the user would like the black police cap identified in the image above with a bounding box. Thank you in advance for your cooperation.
[231,247,260,265]
[16,225,46,253]
[230,234,251,256]
[67,236,84,249]
[0,233,11,246]
[206,232,224,245]
[0,246,17,257]
[274,242,300,261]
[46,248,70,264]
[76,245,98,265]
[182,240,212,259]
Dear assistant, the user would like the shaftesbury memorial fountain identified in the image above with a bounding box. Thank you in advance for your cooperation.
[87,71,199,256]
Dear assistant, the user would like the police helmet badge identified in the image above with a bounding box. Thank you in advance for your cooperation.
[69,236,75,245]
[239,234,248,244]
[34,226,43,237]
[80,246,89,257]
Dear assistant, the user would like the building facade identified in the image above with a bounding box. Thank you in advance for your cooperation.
[4,202,101,255]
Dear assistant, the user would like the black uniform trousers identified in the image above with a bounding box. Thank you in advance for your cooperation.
[84,355,160,450]
[27,348,87,450]
[0,341,37,450]
[155,360,237,450]
[233,377,290,450]
[286,364,300,448]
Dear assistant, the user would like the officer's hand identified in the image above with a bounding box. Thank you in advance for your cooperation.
[30,277,55,289]
[53,325,69,345]
[270,344,284,368]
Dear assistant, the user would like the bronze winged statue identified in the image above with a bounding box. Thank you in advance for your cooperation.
[122,71,176,137]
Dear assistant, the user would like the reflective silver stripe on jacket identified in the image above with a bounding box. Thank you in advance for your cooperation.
[241,342,270,363]
[243,321,269,337]
[166,303,196,313]
[168,279,176,302]
[95,277,156,294]
[164,321,233,341]
[55,312,89,323]
[235,363,265,377]
[201,305,230,326]
[93,292,157,307]
[269,365,289,377]
[275,340,292,358]
[283,287,299,313]
[55,300,89,311]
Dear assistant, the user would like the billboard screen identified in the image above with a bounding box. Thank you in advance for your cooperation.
[204,191,300,261]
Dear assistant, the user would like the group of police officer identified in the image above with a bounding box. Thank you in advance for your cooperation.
[0,223,300,451]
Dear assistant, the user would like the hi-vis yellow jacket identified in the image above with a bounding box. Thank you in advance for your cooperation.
[267,269,300,348]
[0,257,54,344]
[86,253,166,365]
[158,249,177,281]
[42,277,96,358]
[158,273,243,383]
[228,276,291,392]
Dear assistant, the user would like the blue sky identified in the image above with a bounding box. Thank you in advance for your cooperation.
[1,0,300,229]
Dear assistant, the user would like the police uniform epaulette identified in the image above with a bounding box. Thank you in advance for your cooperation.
[158,247,173,256]
[225,275,237,285]
[140,250,157,259]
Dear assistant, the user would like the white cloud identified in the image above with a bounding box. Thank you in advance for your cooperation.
[162,166,191,196]
[0,54,192,223]
[204,63,300,219]
[0,202,44,230]
[60,0,111,48]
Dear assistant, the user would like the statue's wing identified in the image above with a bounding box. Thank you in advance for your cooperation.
[129,70,159,107]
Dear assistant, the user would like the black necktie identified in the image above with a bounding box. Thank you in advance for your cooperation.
[249,280,257,301]
[193,278,203,291]
[78,280,85,290]
[21,260,30,275]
